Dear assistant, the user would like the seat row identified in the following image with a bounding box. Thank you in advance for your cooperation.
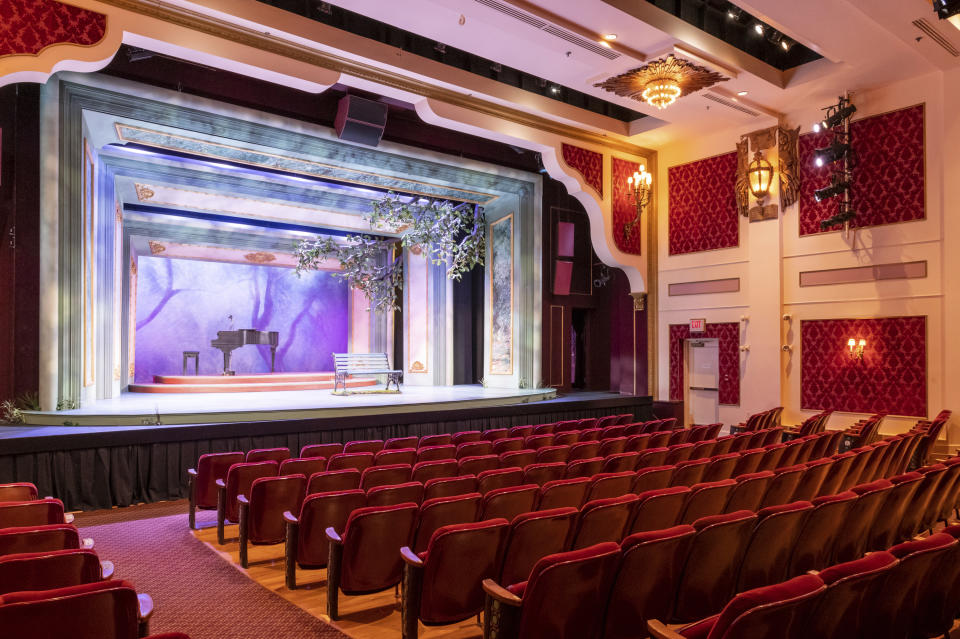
[731,406,783,434]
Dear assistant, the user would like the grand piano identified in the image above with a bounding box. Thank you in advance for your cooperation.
[210,329,279,375]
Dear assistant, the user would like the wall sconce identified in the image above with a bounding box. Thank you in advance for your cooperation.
[624,165,652,241]
[747,150,774,205]
[847,338,866,361]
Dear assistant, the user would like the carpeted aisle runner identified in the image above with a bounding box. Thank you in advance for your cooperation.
[76,502,348,639]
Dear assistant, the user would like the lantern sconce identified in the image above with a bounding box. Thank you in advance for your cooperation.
[747,150,774,204]
[847,338,866,361]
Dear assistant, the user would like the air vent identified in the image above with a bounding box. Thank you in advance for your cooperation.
[473,0,620,60]
[912,18,960,56]
[704,92,760,117]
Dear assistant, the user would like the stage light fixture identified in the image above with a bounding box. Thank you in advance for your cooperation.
[780,38,794,52]
[817,104,857,131]
[814,176,851,202]
[813,139,850,167]
[727,6,743,20]
[753,23,764,35]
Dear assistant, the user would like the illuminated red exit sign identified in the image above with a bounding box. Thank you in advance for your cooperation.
[689,318,706,332]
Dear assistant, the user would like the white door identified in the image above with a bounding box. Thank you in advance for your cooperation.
[687,339,719,426]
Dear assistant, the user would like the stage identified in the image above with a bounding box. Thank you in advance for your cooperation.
[19,384,557,426]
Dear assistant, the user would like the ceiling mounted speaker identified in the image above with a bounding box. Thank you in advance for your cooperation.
[335,95,388,147]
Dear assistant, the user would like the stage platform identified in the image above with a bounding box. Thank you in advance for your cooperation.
[128,371,378,394]
[19,385,557,426]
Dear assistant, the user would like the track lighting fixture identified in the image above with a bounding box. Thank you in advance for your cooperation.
[814,175,851,202]
[813,101,857,132]
[813,139,850,167]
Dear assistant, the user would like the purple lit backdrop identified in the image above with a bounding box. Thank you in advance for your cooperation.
[134,257,348,381]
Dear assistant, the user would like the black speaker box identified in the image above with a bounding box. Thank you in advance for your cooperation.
[335,94,388,146]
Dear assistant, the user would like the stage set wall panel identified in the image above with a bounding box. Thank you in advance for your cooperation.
[134,257,348,380]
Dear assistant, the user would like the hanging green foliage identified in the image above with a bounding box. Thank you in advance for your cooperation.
[295,192,485,313]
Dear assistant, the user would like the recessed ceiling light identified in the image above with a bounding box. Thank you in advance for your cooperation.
[737,90,748,96]
[602,33,617,41]
[754,23,764,35]
[599,40,611,48]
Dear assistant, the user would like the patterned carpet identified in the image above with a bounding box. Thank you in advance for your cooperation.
[76,502,349,639]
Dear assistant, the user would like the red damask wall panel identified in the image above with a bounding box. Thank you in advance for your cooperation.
[669,322,740,405]
[799,104,925,235]
[561,143,603,198]
[668,151,739,255]
[800,316,927,417]
[611,156,643,255]
[0,0,106,57]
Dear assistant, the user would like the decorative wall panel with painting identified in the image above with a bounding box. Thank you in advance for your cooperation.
[668,152,739,255]
[800,316,927,417]
[669,322,740,405]
[611,157,643,255]
[799,104,925,235]
[489,214,514,375]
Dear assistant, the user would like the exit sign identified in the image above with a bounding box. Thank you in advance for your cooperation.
[689,318,706,332]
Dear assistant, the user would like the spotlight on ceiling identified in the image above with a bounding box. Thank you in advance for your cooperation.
[780,38,794,52]
[815,103,857,131]
[602,33,618,41]
[813,139,850,167]
[935,0,960,20]
[767,31,783,46]
[814,175,851,202]
[737,90,748,96]
[753,23,765,35]
[727,6,743,20]
[550,85,561,94]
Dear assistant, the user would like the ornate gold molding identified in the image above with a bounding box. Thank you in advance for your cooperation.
[594,55,728,106]
[778,125,801,210]
[630,292,646,311]
[92,0,654,157]
[134,183,155,201]
[148,241,166,255]
[244,251,276,264]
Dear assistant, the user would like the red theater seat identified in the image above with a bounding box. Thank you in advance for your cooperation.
[483,429,509,441]
[832,479,893,563]
[636,447,670,470]
[423,475,478,501]
[700,453,740,483]
[384,436,419,450]
[600,452,640,474]
[278,457,327,480]
[500,450,536,469]
[498,508,577,585]
[564,457,603,479]
[458,455,500,477]
[570,494,638,549]
[300,443,343,459]
[624,434,651,453]
[307,468,361,494]
[552,432,578,447]
[360,464,412,491]
[648,432,671,449]
[679,480,736,525]
[413,494,481,553]
[375,448,417,467]
[536,478,589,511]
[671,459,709,487]
[759,464,807,509]
[791,458,832,502]
[327,452,375,473]
[401,519,509,639]
[0,525,85,558]
[585,472,635,502]
[732,448,766,477]
[522,462,566,486]
[534,445,570,464]
[325,503,419,619]
[343,440,384,455]
[631,466,675,495]
[598,437,628,458]
[671,510,758,622]
[237,474,306,567]
[736,501,812,592]
[523,434,555,450]
[804,551,897,638]
[215,460,278,544]
[187,452,244,530]
[284,489,365,588]
[788,491,857,574]
[689,439,717,461]
[451,430,483,446]
[554,419,581,432]
[477,468,523,494]
[629,486,690,534]
[419,434,452,447]
[492,437,525,455]
[480,485,538,522]
[0,499,69,529]
[578,428,602,441]
[604,526,696,639]
[508,425,534,439]
[817,452,856,497]
[0,483,39,502]
[723,471,773,513]
[245,447,290,464]
[482,542,620,639]
[567,441,601,461]
[456,441,494,459]
[366,482,423,508]
[900,464,949,540]
[867,471,922,550]
[411,460,458,484]
[0,549,108,595]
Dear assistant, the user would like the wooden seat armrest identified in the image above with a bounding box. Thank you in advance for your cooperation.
[647,620,687,639]
[187,468,197,477]
[137,593,155,621]
[401,546,423,567]
[237,495,249,505]
[283,510,298,525]
[215,479,226,488]
[325,526,343,544]
[64,513,75,524]
[100,560,115,580]
[82,537,95,549]
[481,578,522,607]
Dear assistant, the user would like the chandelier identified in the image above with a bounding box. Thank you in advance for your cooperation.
[594,54,728,111]
[641,80,682,110]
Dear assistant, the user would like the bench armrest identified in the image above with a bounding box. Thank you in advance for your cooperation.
[482,579,522,607]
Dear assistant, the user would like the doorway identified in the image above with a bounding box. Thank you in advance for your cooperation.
[686,338,719,425]
[570,308,589,389]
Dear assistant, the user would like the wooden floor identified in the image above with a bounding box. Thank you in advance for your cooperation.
[193,522,483,639]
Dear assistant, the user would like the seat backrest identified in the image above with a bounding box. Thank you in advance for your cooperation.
[629,486,691,534]
[831,479,894,563]
[537,478,589,511]
[413,493,482,553]
[737,501,813,592]
[724,471,774,513]
[578,428,603,442]
[451,430,484,446]
[419,434,453,448]
[636,447,670,470]
[515,542,621,639]
[599,452,640,476]
[411,459,459,484]
[817,452,856,497]
[340,503,419,592]
[585,472,635,502]
[224,461,278,522]
[522,462,567,486]
[492,437,525,455]
[632,465,675,495]
[535,445,571,464]
[483,428,509,441]
[423,475,478,501]
[359,464,412,491]
[567,441,601,461]
[507,425,534,439]
[0,483,38,503]
[456,441,494,459]
[571,494,639,549]
[499,507,578,585]
[307,468,361,494]
[552,432,578,447]
[0,500,65,529]
[383,436,419,450]
[788,491,857,574]
[792,458,833,502]
[755,444,787,473]
[0,549,102,595]
[457,455,500,477]
[899,464,948,540]
[417,519,510,624]
[679,480,736,525]
[532,423,556,435]
[690,439,718,460]
[278,457,328,480]
[524,434,555,450]
[246,447,291,464]
[598,437,628,457]
[711,436,735,456]
[295,489,366,568]
[365,482,423,508]
[417,445,457,463]
[248,475,307,544]
[327,452,375,473]
[624,434,651,453]
[706,574,825,639]
[805,551,897,638]
[564,457,603,479]
[343,440,384,455]
[700,453,740,483]
[0,579,141,639]
[759,464,807,509]
[838,449,873,491]
[0,525,81,558]
[193,452,244,508]
[479,485,538,522]
[477,468,523,494]
[867,472,922,552]
[672,510,759,622]
[615,413,635,425]
[667,430,689,448]
[500,450,537,470]
[603,526,697,639]
[671,458,709,487]
[301,442,343,459]
[878,534,958,639]
[648,432,671,449]
[732,448,766,477]
[374,448,417,467]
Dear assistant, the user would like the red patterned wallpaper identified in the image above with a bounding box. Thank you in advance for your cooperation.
[0,0,106,57]
[799,104,925,235]
[612,156,643,256]
[800,316,927,417]
[561,143,603,198]
[667,152,739,255]
[669,322,740,405]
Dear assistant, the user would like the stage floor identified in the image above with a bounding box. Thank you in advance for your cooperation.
[19,385,557,426]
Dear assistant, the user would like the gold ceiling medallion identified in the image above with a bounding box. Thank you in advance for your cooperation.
[134,184,155,201]
[244,251,277,264]
[594,55,728,110]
